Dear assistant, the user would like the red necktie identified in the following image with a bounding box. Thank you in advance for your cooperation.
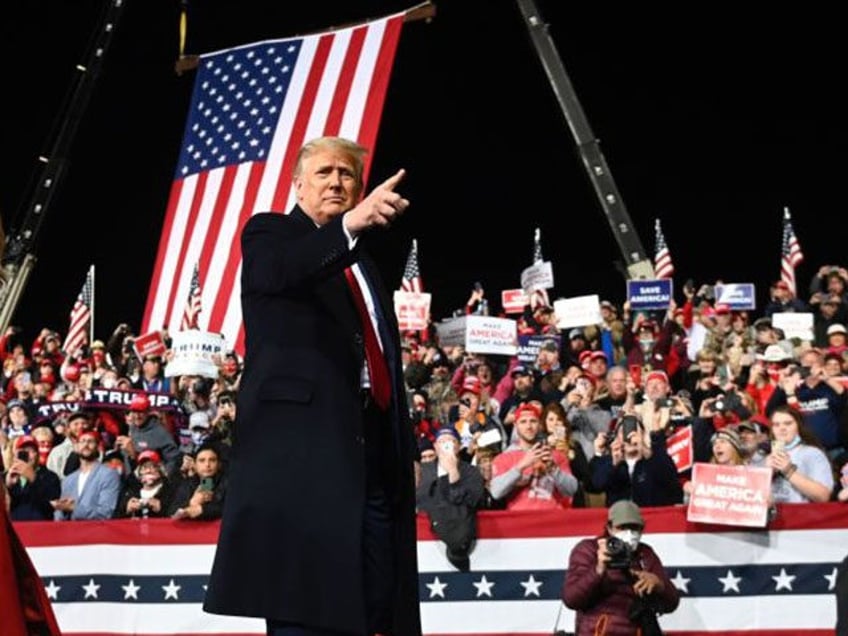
[344,267,392,411]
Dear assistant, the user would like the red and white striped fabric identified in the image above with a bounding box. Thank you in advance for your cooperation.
[61,266,94,356]
[653,218,674,280]
[141,13,405,353]
[15,503,844,636]
[780,207,804,296]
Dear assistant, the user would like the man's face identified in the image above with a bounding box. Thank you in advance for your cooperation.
[294,149,362,225]
[516,413,541,444]
[606,370,628,397]
[76,435,100,460]
[644,377,669,401]
[194,449,220,478]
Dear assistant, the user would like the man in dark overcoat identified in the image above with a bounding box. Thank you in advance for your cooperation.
[203,136,421,636]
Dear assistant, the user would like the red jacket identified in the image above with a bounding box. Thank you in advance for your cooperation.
[562,534,680,636]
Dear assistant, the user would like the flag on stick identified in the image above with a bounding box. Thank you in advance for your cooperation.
[653,219,674,279]
[400,239,422,293]
[141,11,406,353]
[780,206,804,295]
[62,265,94,355]
[529,227,550,309]
[180,262,202,330]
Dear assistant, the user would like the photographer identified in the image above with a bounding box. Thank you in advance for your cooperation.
[4,435,60,521]
[563,500,679,636]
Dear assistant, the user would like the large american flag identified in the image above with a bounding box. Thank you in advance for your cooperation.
[180,262,202,330]
[16,503,843,636]
[401,238,422,293]
[780,206,804,296]
[141,12,405,353]
[61,265,94,355]
[653,218,674,279]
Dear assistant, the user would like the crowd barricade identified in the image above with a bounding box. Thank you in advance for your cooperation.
[15,502,845,636]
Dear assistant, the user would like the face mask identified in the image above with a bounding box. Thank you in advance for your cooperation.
[784,434,802,450]
[638,338,654,353]
[612,529,642,550]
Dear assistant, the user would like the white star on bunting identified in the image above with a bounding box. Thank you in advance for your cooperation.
[82,578,101,599]
[473,575,495,598]
[520,574,542,597]
[122,579,141,600]
[44,580,61,600]
[772,568,796,592]
[671,570,691,593]
[824,567,838,591]
[162,579,182,600]
[718,570,742,593]
[426,576,447,599]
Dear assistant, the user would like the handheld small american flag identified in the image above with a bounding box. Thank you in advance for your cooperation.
[61,266,94,355]
[180,262,202,330]
[401,239,422,293]
[653,218,674,279]
[532,227,543,264]
[529,227,550,309]
[780,206,804,295]
[141,12,405,353]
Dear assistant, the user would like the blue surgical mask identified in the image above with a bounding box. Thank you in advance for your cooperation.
[784,434,802,450]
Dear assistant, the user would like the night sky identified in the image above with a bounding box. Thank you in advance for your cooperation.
[3,1,845,345]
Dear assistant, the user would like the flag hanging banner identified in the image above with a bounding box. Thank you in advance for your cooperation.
[141,11,406,353]
[653,218,674,279]
[61,265,94,356]
[780,206,804,296]
[15,504,844,636]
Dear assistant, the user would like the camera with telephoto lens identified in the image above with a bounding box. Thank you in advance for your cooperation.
[605,535,635,570]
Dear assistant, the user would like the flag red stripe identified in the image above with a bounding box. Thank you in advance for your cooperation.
[269,34,334,212]
[142,180,184,332]
[162,171,208,329]
[206,163,265,334]
[356,16,403,186]
[323,26,366,136]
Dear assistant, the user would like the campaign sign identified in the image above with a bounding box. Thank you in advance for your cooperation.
[164,330,227,379]
[553,294,602,330]
[666,425,693,473]
[393,291,431,331]
[627,279,673,311]
[515,334,561,365]
[686,463,772,528]
[715,283,756,310]
[520,261,554,293]
[772,311,815,341]
[133,331,167,360]
[435,315,518,356]
[501,288,529,314]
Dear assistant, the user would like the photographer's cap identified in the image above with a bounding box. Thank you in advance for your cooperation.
[608,500,644,529]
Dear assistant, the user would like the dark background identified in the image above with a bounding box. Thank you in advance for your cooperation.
[3,1,845,344]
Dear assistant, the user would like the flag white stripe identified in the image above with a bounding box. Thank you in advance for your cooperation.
[51,603,263,634]
[340,19,387,138]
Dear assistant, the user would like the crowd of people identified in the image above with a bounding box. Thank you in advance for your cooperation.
[2,267,848,529]
[0,323,233,522]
